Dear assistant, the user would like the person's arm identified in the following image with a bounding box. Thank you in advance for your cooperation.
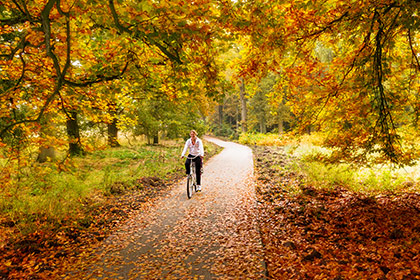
[181,139,190,158]
[198,139,204,158]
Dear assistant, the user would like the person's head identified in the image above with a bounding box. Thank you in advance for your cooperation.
[190,130,197,140]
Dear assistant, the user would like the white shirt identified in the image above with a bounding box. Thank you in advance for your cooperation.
[181,137,204,157]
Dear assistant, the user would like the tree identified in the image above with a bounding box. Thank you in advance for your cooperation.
[66,110,84,156]
[1,0,225,137]
[239,77,248,133]
[247,72,292,134]
[229,0,420,164]
[0,0,229,188]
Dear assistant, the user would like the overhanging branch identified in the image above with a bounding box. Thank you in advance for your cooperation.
[108,0,182,64]
[64,60,130,87]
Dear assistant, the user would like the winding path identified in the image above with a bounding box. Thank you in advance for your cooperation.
[71,137,266,279]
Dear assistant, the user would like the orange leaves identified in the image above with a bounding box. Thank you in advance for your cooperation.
[223,0,420,164]
[254,146,420,279]
[26,29,45,46]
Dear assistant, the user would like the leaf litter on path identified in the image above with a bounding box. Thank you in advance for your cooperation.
[63,137,267,279]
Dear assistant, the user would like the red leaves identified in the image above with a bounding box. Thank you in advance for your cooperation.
[254,146,420,279]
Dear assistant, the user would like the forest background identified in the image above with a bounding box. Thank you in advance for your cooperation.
[2,0,420,278]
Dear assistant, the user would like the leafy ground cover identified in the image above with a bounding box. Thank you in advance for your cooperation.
[253,145,420,279]
[0,140,222,280]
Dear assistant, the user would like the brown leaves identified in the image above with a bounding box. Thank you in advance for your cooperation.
[254,146,420,279]
[0,174,179,280]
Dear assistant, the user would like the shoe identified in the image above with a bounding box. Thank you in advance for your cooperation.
[196,185,202,192]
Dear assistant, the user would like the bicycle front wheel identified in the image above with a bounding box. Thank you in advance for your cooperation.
[187,175,194,199]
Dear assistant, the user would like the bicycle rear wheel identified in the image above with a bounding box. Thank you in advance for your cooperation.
[187,175,194,199]
[192,164,197,192]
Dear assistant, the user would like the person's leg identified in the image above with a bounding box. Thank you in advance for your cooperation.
[185,156,191,175]
[194,157,202,185]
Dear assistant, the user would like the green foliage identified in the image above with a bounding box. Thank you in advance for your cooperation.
[0,138,221,235]
[0,166,90,234]
[210,69,294,139]
[286,134,418,194]
[211,123,236,138]
[238,132,289,146]
[183,119,208,140]
[131,94,208,143]
[297,159,412,194]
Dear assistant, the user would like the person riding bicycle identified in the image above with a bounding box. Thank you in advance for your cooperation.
[181,130,204,191]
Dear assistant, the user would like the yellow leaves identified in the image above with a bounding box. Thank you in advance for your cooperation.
[138,0,153,13]
[26,29,44,46]
[159,83,178,100]
[59,0,72,12]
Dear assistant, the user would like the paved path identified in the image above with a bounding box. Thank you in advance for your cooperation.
[70,137,266,279]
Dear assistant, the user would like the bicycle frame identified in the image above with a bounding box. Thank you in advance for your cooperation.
[187,156,198,176]
[186,155,198,198]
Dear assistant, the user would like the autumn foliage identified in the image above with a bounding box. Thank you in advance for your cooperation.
[254,146,420,279]
[3,0,420,279]
[1,0,223,187]
[231,0,420,164]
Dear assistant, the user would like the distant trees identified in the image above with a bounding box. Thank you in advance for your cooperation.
[216,0,420,164]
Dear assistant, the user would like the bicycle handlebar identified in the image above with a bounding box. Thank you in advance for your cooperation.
[186,155,199,160]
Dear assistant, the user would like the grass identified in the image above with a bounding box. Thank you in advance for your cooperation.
[0,138,221,237]
[291,138,420,194]
[241,131,420,194]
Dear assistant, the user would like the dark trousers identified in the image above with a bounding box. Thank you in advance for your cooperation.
[185,155,202,185]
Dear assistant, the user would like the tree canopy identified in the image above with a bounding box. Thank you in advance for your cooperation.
[230,0,420,164]
[2,0,420,169]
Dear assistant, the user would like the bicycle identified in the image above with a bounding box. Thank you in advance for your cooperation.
[186,155,198,199]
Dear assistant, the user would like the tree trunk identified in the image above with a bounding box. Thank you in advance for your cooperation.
[108,117,120,147]
[153,134,159,145]
[66,111,83,156]
[108,103,120,147]
[218,104,223,126]
[306,125,312,135]
[278,119,284,135]
[259,119,266,134]
[37,114,57,162]
[239,77,247,133]
[36,146,56,163]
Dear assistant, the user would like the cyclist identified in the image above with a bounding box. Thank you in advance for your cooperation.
[181,130,204,191]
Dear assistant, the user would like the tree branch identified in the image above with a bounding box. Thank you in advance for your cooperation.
[64,60,131,87]
[1,53,27,98]
[297,11,349,41]
[408,29,420,71]
[108,0,182,64]
[372,9,399,162]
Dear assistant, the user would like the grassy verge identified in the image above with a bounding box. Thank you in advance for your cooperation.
[241,132,420,193]
[253,144,420,279]
[289,140,419,194]
[0,138,222,279]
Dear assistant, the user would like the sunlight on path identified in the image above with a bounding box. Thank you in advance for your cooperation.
[68,137,266,279]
